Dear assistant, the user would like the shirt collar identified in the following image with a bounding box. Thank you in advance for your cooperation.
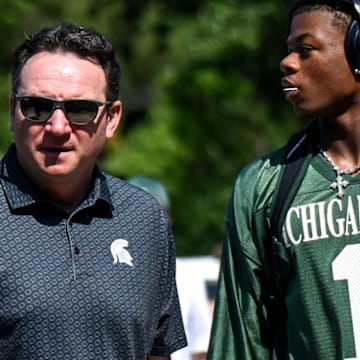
[0,144,113,213]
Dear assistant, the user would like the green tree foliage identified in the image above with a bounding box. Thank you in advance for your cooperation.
[103,0,302,254]
[0,0,302,255]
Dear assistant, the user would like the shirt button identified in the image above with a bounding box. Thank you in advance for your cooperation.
[74,247,80,255]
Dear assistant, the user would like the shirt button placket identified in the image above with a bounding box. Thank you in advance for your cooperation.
[66,218,79,280]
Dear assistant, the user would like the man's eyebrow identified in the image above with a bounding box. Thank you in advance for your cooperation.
[287,33,313,45]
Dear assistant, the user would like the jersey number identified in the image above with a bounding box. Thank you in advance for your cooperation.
[332,244,360,360]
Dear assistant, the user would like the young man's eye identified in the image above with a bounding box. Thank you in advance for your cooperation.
[299,46,313,57]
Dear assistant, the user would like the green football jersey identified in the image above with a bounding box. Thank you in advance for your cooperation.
[208,145,360,360]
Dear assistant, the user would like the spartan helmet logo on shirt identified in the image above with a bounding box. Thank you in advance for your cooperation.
[110,239,134,266]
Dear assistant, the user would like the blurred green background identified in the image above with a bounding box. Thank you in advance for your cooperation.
[0,0,304,255]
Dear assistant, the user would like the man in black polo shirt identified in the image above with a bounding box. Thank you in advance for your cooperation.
[0,23,186,359]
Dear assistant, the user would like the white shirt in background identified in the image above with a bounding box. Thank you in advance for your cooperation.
[172,258,213,360]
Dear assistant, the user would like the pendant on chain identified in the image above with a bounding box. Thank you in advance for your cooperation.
[329,172,349,199]
[318,147,358,199]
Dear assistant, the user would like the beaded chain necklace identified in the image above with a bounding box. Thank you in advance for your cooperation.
[319,147,360,198]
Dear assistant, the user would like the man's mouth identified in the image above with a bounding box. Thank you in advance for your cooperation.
[282,87,299,93]
[41,147,73,153]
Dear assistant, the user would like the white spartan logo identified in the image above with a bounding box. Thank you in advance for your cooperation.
[111,239,134,266]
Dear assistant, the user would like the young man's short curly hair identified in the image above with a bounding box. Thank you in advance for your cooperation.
[290,0,357,30]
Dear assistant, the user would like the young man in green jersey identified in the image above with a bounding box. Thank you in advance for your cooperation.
[207,0,360,359]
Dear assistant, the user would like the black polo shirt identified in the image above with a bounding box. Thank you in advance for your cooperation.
[0,145,186,359]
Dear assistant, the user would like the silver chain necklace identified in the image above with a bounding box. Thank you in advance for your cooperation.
[319,147,360,198]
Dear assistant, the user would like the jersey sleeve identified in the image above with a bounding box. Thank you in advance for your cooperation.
[208,157,281,360]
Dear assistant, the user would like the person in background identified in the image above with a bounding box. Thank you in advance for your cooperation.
[208,0,360,359]
[0,23,186,359]
[173,258,212,360]
[206,243,222,316]
[128,176,212,360]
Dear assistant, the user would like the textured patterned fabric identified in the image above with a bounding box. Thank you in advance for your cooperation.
[0,144,186,360]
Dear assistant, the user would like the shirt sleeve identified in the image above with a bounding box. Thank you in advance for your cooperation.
[150,222,187,357]
[207,164,276,360]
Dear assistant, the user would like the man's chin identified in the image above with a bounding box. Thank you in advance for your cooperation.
[293,106,318,120]
[42,165,74,177]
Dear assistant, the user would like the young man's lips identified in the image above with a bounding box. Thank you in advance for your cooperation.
[283,87,299,92]
[282,86,300,100]
[282,81,299,92]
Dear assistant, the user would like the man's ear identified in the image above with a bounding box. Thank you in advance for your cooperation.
[105,100,122,139]
[9,95,16,132]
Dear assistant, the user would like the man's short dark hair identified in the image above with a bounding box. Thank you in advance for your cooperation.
[11,23,121,101]
[290,0,357,30]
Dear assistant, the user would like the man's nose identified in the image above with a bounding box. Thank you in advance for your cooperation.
[44,108,72,135]
[280,52,299,75]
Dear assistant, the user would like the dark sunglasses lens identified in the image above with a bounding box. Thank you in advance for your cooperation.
[65,100,98,125]
[20,97,53,122]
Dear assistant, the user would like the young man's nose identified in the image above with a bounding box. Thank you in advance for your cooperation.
[280,52,299,75]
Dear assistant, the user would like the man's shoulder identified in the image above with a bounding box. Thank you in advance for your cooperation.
[234,146,287,190]
[231,125,314,216]
[237,123,315,184]
[225,145,292,224]
[101,173,167,212]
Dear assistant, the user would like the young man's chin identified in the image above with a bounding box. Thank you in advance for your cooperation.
[293,106,318,120]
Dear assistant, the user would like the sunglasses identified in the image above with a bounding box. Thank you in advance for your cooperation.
[13,95,113,125]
